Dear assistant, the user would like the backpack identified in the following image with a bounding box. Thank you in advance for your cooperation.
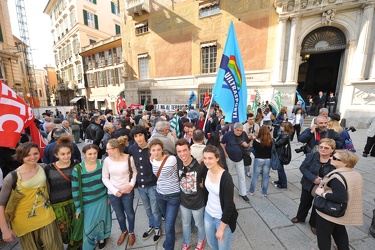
[279,137,292,165]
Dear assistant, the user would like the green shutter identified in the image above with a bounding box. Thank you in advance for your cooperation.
[0,25,3,42]
[111,2,115,14]
[83,10,88,26]
[115,24,121,34]
[94,15,98,29]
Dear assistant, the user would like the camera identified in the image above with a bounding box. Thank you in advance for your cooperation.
[346,126,356,132]
[295,144,306,154]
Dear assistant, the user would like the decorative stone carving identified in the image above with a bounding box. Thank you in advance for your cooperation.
[322,9,336,25]
[314,0,322,6]
[301,1,308,9]
[353,87,375,105]
[328,0,337,3]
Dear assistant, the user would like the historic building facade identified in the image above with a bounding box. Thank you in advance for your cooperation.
[120,0,375,126]
[43,0,122,109]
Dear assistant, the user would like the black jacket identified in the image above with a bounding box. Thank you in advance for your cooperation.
[85,123,104,146]
[298,128,343,154]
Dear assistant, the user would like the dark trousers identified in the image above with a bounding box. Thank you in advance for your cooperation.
[364,135,375,156]
[316,213,349,250]
[296,187,317,227]
[291,124,301,141]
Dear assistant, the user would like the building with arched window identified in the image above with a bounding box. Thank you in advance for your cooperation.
[120,0,375,126]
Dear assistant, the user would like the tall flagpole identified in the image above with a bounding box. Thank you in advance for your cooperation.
[203,99,213,135]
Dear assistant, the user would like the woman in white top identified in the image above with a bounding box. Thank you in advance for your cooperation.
[149,139,180,250]
[203,145,238,250]
[291,108,304,142]
[102,136,137,247]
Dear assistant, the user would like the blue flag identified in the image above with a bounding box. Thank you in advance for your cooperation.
[188,91,196,107]
[212,21,247,123]
[296,90,306,107]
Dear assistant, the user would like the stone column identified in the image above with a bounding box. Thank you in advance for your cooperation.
[352,4,374,80]
[273,17,288,83]
[285,16,299,83]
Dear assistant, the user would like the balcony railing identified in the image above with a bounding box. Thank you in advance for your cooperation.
[126,0,150,16]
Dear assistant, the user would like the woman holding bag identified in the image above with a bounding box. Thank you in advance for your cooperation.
[273,122,293,189]
[290,138,336,235]
[72,144,111,250]
[314,150,363,250]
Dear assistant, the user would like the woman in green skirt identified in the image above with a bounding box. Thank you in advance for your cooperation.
[72,144,111,250]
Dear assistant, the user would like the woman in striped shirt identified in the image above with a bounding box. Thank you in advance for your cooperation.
[72,144,111,250]
[149,139,180,250]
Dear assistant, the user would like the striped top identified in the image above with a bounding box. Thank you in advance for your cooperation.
[72,160,108,214]
[151,156,180,195]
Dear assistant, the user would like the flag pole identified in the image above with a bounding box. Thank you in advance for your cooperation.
[203,99,214,135]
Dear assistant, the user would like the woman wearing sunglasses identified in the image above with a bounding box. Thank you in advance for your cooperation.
[314,150,363,250]
[290,138,336,235]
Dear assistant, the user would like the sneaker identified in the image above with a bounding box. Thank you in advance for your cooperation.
[363,153,368,157]
[153,227,161,243]
[262,194,267,197]
[142,226,154,240]
[246,171,251,177]
[275,184,287,189]
[182,244,190,250]
[249,192,254,196]
[195,237,206,250]
[98,239,106,250]
[272,180,281,185]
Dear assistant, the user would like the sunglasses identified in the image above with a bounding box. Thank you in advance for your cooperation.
[332,155,342,162]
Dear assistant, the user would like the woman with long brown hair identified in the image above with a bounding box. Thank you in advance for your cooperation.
[249,126,273,197]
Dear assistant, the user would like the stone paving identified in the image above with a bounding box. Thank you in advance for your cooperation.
[3,128,375,250]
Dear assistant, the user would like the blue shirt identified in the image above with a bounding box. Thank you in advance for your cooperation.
[221,130,249,162]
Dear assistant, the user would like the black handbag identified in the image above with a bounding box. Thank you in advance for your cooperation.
[313,172,348,218]
[243,153,252,166]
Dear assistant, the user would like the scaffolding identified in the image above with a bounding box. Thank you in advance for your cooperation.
[15,0,36,103]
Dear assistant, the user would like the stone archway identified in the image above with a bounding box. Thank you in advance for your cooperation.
[297,27,346,114]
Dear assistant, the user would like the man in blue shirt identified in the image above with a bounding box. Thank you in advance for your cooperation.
[221,122,250,202]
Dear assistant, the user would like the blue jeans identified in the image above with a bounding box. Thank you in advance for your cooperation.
[156,192,180,250]
[138,185,162,228]
[204,211,233,250]
[108,191,135,233]
[180,205,205,245]
[277,163,287,187]
[249,158,271,195]
[226,158,247,196]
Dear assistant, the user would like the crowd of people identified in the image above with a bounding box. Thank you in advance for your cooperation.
[0,101,367,250]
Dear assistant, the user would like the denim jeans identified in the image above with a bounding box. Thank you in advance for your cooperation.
[249,158,271,195]
[226,158,247,196]
[204,211,233,250]
[138,185,162,228]
[180,205,205,245]
[277,163,287,187]
[108,190,135,233]
[156,192,180,250]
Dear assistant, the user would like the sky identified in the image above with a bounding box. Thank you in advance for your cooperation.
[8,0,55,69]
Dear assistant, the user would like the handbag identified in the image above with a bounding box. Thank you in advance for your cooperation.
[280,139,292,165]
[313,172,348,217]
[271,142,281,170]
[5,171,24,222]
[71,164,84,241]
[243,153,252,166]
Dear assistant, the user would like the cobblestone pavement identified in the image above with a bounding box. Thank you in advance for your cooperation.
[4,128,375,249]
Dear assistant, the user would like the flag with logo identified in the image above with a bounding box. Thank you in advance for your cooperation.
[0,80,46,158]
[116,97,127,115]
[212,21,247,123]
[270,91,282,114]
[202,92,211,107]
[252,88,261,113]
[142,100,147,112]
[296,90,306,107]
[170,114,180,137]
[188,91,196,107]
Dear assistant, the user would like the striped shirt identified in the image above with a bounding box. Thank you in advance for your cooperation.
[72,160,108,214]
[151,156,180,195]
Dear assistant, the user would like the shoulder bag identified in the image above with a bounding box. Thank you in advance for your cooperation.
[271,142,281,170]
[71,164,84,241]
[156,155,169,179]
[313,172,348,217]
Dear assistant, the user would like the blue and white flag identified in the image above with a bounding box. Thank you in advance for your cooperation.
[296,90,306,107]
[188,91,196,107]
[212,21,247,123]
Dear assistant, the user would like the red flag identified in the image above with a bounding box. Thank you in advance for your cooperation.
[203,92,211,107]
[116,97,127,115]
[0,80,46,158]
